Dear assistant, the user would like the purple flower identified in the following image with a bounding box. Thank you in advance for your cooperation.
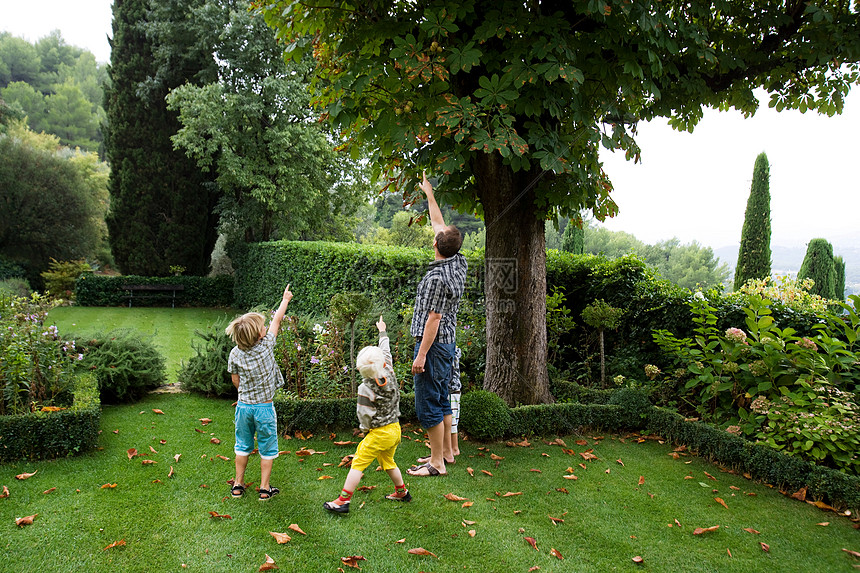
[310,356,320,364]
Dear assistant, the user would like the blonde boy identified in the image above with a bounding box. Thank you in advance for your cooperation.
[324,316,410,513]
[225,285,292,501]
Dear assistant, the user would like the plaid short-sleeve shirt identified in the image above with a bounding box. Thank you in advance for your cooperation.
[411,253,467,344]
[227,332,284,404]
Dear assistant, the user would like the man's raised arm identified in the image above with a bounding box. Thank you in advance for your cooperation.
[420,170,446,235]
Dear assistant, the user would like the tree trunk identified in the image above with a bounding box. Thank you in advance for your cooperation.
[598,329,606,388]
[349,321,356,395]
[475,153,554,406]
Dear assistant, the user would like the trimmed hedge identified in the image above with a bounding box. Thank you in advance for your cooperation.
[0,374,101,462]
[274,392,416,434]
[647,407,860,512]
[75,274,235,307]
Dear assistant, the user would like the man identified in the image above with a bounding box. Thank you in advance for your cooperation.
[407,171,467,477]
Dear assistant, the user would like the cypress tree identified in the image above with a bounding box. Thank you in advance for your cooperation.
[798,238,836,299]
[834,255,845,302]
[561,219,584,255]
[104,0,218,276]
[733,152,772,291]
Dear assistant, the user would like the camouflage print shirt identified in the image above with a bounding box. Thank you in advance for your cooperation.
[356,333,401,431]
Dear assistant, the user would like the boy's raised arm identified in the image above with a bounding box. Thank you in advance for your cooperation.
[268,285,293,337]
[420,170,446,235]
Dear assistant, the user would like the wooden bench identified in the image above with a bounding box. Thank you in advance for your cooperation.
[123,284,185,308]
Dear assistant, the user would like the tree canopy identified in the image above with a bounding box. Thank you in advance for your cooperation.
[734,152,772,291]
[259,0,860,405]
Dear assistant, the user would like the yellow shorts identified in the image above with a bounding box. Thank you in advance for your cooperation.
[351,422,402,472]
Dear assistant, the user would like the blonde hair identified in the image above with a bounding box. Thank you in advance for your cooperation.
[356,345,386,380]
[225,312,265,351]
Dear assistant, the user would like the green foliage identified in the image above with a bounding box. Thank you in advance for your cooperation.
[0,278,31,299]
[0,254,26,280]
[330,292,372,327]
[361,211,435,248]
[164,0,367,246]
[40,258,92,299]
[652,294,860,473]
[0,31,105,152]
[833,255,845,301]
[74,274,235,307]
[0,122,107,287]
[734,153,772,291]
[0,373,100,462]
[607,387,651,427]
[0,294,80,415]
[561,220,584,254]
[582,299,625,331]
[176,324,235,397]
[104,0,219,276]
[797,238,836,299]
[77,329,166,403]
[460,390,512,441]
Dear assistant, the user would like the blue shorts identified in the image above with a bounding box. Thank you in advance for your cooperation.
[413,340,454,428]
[234,402,279,460]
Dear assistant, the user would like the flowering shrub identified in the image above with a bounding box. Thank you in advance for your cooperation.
[733,276,830,313]
[652,294,860,474]
[0,294,81,415]
[742,380,860,474]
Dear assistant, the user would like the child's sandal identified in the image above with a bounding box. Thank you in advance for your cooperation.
[231,484,245,498]
[258,486,280,501]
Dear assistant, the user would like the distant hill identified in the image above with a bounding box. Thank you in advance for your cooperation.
[714,244,860,296]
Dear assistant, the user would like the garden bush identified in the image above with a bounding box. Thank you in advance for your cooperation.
[0,255,26,281]
[177,324,235,397]
[77,329,166,403]
[75,274,235,307]
[0,373,100,462]
[40,259,92,300]
[0,278,32,298]
[460,389,511,441]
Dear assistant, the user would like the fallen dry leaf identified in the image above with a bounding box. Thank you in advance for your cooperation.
[693,525,720,535]
[675,519,682,528]
[556,488,569,494]
[743,527,760,535]
[727,548,733,558]
[259,553,278,571]
[210,438,221,445]
[149,446,158,454]
[318,475,334,480]
[549,515,564,524]
[462,501,473,508]
[632,556,644,564]
[808,500,837,512]
[467,467,475,477]
[42,487,56,495]
[168,466,175,478]
[638,476,645,486]
[524,537,538,551]
[102,539,125,550]
[407,547,438,558]
[715,497,729,509]
[841,549,860,558]
[288,523,306,535]
[0,485,9,498]
[269,531,291,544]
[563,475,578,480]
[142,460,157,465]
[15,514,37,527]
[617,459,625,466]
[216,455,230,461]
[199,418,212,425]
[580,450,598,461]
[15,471,37,480]
[468,529,476,537]
[490,453,505,460]
[529,567,540,572]
[481,470,493,477]
[152,409,165,415]
[501,491,522,497]
[333,441,356,446]
[208,511,232,519]
[529,469,542,473]
[550,548,564,560]
[760,542,770,552]
[791,486,807,501]
[340,556,366,568]
[579,463,587,470]
[126,448,138,459]
[605,468,611,474]
[101,483,117,489]
[395,538,406,543]
[444,493,469,501]
[816,522,830,526]
[463,520,476,526]
[704,471,717,481]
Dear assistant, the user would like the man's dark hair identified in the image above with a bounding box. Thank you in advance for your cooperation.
[435,225,463,258]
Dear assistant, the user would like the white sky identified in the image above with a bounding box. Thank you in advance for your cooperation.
[3,1,859,251]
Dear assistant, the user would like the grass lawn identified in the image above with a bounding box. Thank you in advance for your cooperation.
[48,306,237,384]
[1,392,858,573]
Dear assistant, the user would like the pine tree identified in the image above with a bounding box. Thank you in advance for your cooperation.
[834,255,846,302]
[798,238,836,299]
[734,152,772,291]
[104,0,218,276]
